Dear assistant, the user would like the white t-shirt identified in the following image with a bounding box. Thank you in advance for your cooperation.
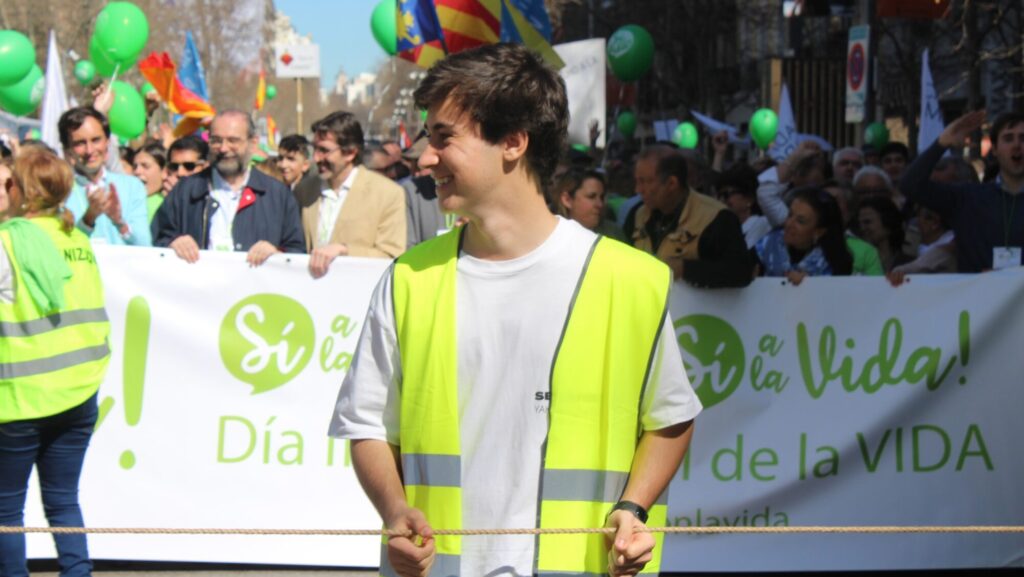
[329,217,701,576]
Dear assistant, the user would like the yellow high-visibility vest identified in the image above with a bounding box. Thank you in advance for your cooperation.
[0,217,110,423]
[391,227,671,576]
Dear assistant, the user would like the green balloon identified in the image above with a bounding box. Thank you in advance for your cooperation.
[108,80,146,140]
[864,122,889,149]
[89,35,119,78]
[616,110,637,138]
[672,122,698,149]
[93,2,149,66]
[0,30,35,87]
[141,81,155,95]
[607,25,654,83]
[749,108,778,150]
[0,64,44,116]
[370,0,397,56]
[266,84,277,100]
[74,60,97,85]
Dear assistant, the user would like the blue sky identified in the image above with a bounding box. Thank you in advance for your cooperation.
[275,0,390,86]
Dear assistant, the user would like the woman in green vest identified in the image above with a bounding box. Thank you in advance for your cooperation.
[0,148,111,577]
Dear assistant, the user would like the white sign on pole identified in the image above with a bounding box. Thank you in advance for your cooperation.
[275,44,321,79]
[845,25,870,123]
[555,39,606,149]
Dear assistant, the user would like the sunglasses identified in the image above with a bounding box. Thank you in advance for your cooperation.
[169,161,202,172]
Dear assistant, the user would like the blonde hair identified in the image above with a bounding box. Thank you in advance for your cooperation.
[13,148,75,232]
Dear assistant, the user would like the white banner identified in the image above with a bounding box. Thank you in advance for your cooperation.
[555,39,606,149]
[26,247,1024,571]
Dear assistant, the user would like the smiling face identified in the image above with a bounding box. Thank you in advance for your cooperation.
[209,114,255,179]
[562,176,605,230]
[993,121,1024,182]
[783,198,823,251]
[277,150,310,186]
[65,116,109,177]
[312,132,358,188]
[418,98,508,217]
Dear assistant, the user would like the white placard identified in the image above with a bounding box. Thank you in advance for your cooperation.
[555,39,606,149]
[275,44,321,79]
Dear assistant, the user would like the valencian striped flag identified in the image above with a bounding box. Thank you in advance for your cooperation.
[398,0,562,69]
[139,52,216,137]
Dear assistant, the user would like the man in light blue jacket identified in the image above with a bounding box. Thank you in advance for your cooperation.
[60,107,151,247]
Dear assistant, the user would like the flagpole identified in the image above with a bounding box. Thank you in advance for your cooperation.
[296,78,303,135]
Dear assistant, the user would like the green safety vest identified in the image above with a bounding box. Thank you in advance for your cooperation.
[391,228,671,577]
[0,217,110,423]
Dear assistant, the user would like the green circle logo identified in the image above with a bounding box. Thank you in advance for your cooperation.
[607,29,635,58]
[675,314,745,410]
[219,294,315,394]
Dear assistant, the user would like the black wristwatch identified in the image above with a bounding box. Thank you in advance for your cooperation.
[609,500,649,524]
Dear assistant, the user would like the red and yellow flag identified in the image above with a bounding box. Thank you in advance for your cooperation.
[139,52,216,137]
[400,0,501,68]
[266,114,277,149]
[254,68,266,111]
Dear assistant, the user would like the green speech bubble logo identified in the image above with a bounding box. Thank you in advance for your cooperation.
[675,314,745,410]
[219,294,315,394]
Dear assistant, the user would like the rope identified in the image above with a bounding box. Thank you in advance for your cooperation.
[1,526,1022,536]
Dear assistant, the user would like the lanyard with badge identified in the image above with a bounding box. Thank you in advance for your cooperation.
[994,190,1021,270]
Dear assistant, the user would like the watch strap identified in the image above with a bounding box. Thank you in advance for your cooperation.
[609,500,649,524]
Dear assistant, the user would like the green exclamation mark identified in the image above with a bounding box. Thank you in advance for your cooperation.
[958,310,970,385]
[119,296,151,469]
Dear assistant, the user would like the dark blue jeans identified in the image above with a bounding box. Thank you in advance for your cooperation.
[0,394,97,577]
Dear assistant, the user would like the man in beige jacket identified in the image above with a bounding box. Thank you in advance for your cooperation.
[299,111,407,278]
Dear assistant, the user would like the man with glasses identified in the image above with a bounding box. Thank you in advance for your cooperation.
[164,135,209,192]
[297,111,406,279]
[60,107,151,246]
[152,110,304,265]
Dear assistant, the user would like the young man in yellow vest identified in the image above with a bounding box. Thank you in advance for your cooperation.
[330,43,701,577]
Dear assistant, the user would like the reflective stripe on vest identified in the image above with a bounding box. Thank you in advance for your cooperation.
[0,218,110,422]
[392,228,670,576]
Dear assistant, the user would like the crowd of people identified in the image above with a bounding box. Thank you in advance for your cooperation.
[2,86,1020,289]
[1,41,1023,577]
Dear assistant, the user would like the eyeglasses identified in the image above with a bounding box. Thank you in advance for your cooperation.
[209,136,246,147]
[314,145,342,156]
[169,161,202,172]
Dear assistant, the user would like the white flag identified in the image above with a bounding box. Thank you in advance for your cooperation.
[40,30,68,157]
[690,110,749,145]
[770,83,799,162]
[918,48,944,154]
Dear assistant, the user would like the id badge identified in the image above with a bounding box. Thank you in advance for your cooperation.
[992,246,1022,270]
